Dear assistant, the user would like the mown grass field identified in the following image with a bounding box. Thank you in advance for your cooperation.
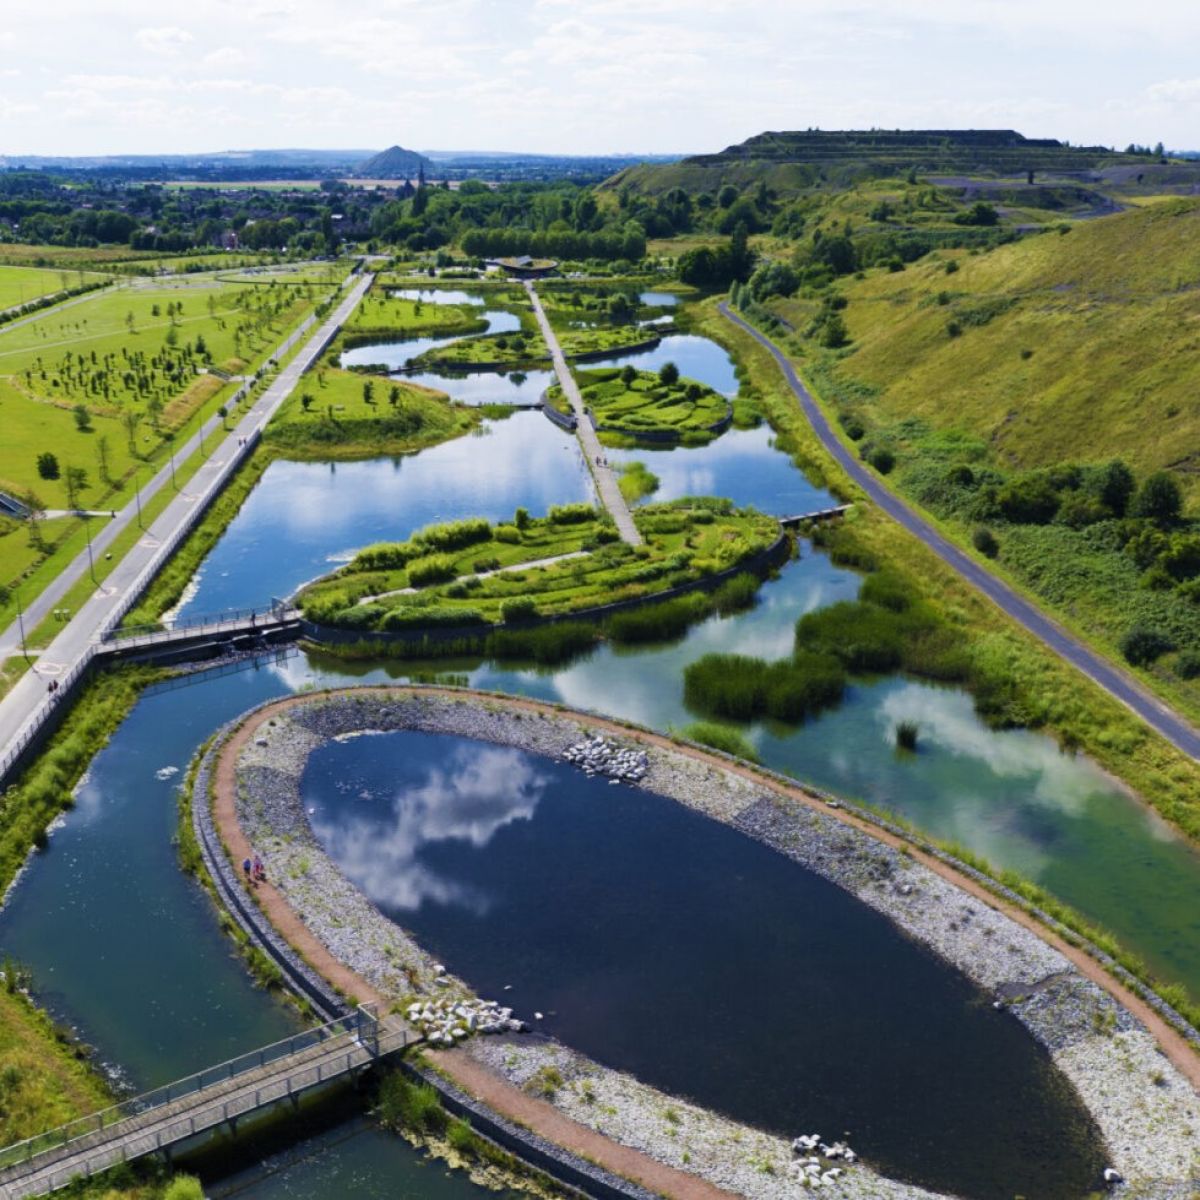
[0,264,109,311]
[549,366,728,439]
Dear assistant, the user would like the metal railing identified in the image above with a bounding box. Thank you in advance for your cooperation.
[0,1006,382,1176]
[106,602,295,645]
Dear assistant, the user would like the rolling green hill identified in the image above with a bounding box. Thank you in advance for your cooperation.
[762,196,1200,720]
[607,129,1156,197]
[775,197,1200,493]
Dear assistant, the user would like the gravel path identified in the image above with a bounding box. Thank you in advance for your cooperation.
[218,687,1200,1198]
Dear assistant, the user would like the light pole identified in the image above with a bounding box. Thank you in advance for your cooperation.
[134,471,144,528]
[15,589,27,659]
[83,518,97,586]
[169,446,178,491]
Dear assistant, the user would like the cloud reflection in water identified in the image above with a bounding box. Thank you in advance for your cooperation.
[311,745,547,914]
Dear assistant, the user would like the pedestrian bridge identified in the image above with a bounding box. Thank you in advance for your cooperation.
[0,1006,411,1199]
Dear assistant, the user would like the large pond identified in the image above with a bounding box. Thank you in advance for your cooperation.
[301,727,1104,1200]
[339,302,520,372]
[583,333,740,395]
[176,413,593,615]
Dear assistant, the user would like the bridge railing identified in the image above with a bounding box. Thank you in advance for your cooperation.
[103,603,295,647]
[0,1006,379,1175]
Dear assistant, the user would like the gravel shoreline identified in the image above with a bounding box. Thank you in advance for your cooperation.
[227,688,1200,1199]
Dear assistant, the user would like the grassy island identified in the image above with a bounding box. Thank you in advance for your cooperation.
[297,498,781,634]
[340,289,488,347]
[547,365,731,443]
[409,327,550,369]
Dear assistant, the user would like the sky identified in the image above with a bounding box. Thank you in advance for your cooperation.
[1,0,1199,157]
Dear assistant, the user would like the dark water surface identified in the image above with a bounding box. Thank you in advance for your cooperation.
[301,729,1105,1200]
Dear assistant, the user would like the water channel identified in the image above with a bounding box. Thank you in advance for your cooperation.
[1,301,1197,1197]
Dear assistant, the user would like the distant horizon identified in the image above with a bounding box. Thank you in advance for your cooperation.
[3,2,1200,157]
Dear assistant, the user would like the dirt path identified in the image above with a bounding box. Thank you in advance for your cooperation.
[210,686,1200,1191]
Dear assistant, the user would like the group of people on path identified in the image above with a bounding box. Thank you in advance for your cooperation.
[242,853,267,886]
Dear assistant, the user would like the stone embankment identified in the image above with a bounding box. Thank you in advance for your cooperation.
[217,688,1200,1200]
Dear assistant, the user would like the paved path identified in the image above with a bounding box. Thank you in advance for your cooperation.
[720,302,1200,763]
[356,550,591,606]
[0,273,372,780]
[525,282,642,545]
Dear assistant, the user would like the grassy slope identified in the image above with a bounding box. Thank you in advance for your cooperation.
[766,198,1200,723]
[0,265,108,310]
[691,299,1200,847]
[785,199,1200,496]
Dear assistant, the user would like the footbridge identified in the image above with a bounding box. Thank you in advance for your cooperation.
[0,1006,412,1199]
[779,504,852,528]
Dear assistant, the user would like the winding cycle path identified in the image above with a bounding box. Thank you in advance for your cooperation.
[525,282,642,545]
[0,272,373,781]
[720,302,1200,763]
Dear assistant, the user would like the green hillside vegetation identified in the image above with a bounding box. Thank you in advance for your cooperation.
[607,129,1161,198]
[758,197,1200,720]
[548,365,729,442]
[265,368,479,459]
[298,499,779,632]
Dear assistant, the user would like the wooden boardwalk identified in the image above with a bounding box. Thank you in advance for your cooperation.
[0,1009,410,1199]
[524,282,642,546]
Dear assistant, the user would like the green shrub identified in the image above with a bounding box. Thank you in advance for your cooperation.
[500,597,539,623]
[486,622,597,665]
[606,592,710,643]
[1119,624,1174,666]
[380,606,487,631]
[1174,649,1200,679]
[164,1177,205,1200]
[494,525,520,543]
[379,1073,448,1133]
[712,573,760,616]
[407,554,458,587]
[447,1117,479,1154]
[548,503,596,525]
[870,447,895,474]
[683,722,761,762]
[683,653,845,722]
[972,526,999,558]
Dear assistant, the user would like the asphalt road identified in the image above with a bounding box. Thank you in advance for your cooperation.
[0,272,373,775]
[720,302,1200,763]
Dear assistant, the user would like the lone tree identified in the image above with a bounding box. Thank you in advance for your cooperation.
[619,364,637,387]
[388,384,401,408]
[1097,460,1136,517]
[362,380,375,406]
[36,452,60,481]
[658,361,680,386]
[1131,471,1182,523]
[64,465,89,511]
[72,403,92,432]
[300,393,314,412]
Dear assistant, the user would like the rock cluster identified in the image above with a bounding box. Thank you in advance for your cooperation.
[563,735,648,783]
[406,987,526,1045]
[791,1135,857,1188]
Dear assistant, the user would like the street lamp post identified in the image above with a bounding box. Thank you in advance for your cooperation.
[83,519,97,586]
[15,590,27,659]
[134,471,143,528]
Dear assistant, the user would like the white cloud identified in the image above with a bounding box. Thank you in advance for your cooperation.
[134,26,193,56]
[202,45,249,69]
[1146,78,1200,105]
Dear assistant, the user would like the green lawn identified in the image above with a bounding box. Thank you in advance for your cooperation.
[0,265,108,312]
[342,290,487,341]
[299,499,779,629]
[264,366,479,460]
[549,367,729,441]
